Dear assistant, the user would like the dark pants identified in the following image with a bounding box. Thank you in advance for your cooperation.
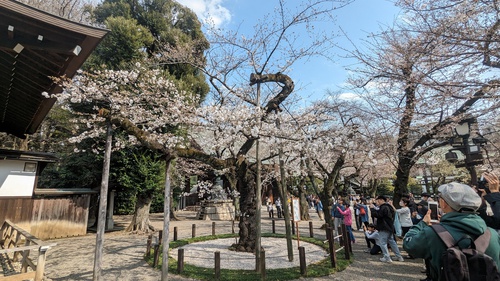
[276,206,282,218]
[365,237,375,248]
[370,244,382,255]
[402,226,411,238]
[268,210,274,218]
[364,237,381,255]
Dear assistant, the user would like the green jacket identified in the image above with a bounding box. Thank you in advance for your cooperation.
[403,212,500,281]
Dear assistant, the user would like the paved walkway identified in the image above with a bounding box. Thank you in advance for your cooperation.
[42,209,425,281]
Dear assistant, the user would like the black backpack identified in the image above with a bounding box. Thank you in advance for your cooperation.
[431,224,500,281]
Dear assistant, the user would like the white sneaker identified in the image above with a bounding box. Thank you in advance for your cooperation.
[396,256,404,262]
[379,257,393,263]
[363,248,370,253]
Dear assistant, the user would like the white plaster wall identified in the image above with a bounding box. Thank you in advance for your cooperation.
[0,160,36,197]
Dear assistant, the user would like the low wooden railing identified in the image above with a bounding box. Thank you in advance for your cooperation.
[0,220,56,281]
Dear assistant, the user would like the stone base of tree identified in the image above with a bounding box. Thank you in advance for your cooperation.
[196,200,235,220]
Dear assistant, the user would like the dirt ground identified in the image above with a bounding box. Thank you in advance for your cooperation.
[40,210,424,281]
[43,211,216,281]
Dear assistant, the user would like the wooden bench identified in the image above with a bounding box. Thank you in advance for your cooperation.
[0,220,56,281]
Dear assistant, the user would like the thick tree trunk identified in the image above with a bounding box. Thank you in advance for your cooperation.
[126,194,156,233]
[320,188,334,228]
[366,178,379,198]
[231,159,258,252]
[393,151,414,205]
[319,155,345,227]
[393,75,416,206]
[169,193,182,221]
[170,206,181,220]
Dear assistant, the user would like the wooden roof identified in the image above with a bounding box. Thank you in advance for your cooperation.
[0,0,107,138]
[0,148,58,162]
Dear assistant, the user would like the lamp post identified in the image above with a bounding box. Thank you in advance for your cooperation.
[445,119,485,186]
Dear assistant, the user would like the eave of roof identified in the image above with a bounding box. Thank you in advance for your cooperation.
[0,0,108,138]
[0,148,58,162]
[34,188,98,196]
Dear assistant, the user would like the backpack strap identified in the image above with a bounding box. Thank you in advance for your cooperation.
[432,224,492,253]
[431,224,456,248]
[474,229,491,253]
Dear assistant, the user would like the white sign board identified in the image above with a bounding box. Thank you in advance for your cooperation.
[292,197,301,222]
[0,160,36,197]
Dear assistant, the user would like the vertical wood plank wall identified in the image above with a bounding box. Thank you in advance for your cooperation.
[0,195,90,239]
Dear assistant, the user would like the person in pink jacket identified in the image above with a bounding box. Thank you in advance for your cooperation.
[337,201,356,243]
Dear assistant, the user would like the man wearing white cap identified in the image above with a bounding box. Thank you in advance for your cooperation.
[403,182,500,281]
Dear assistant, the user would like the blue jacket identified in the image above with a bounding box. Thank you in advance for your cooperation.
[358,204,369,223]
[332,203,344,218]
[315,200,323,212]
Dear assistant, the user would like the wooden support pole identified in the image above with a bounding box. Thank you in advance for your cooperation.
[146,234,152,257]
[291,222,295,235]
[192,224,196,238]
[272,220,275,234]
[338,225,343,245]
[173,227,178,241]
[296,222,301,248]
[215,251,221,280]
[158,230,163,245]
[34,246,49,281]
[177,248,184,273]
[153,244,160,267]
[328,227,336,268]
[212,222,216,236]
[309,221,314,238]
[299,246,306,276]
[342,224,350,260]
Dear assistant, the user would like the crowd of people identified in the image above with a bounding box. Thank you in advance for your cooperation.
[263,172,500,280]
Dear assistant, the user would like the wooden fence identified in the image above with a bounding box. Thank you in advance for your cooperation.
[145,220,353,279]
[0,220,56,281]
[0,195,90,239]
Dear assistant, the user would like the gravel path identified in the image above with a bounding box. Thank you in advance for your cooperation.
[169,237,325,270]
[41,210,425,281]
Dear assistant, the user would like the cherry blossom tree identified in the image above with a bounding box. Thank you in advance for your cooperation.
[162,0,355,256]
[347,1,500,203]
[54,63,202,279]
[286,97,377,225]
[54,64,198,230]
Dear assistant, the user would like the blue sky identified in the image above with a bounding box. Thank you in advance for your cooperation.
[175,0,401,102]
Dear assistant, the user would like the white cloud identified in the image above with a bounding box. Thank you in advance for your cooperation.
[175,0,231,28]
[338,92,361,100]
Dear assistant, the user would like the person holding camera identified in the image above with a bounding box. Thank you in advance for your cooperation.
[370,195,405,263]
[403,182,500,281]
[476,172,500,230]
[363,223,382,254]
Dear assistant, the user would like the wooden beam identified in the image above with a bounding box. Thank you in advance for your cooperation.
[0,272,36,281]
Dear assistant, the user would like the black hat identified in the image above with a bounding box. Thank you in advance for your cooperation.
[421,192,430,197]
[417,200,428,207]
[376,195,388,201]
